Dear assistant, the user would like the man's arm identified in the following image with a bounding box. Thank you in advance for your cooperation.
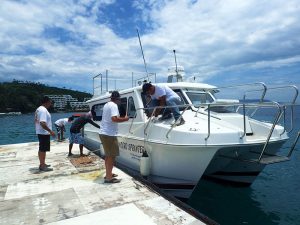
[40,121,56,137]
[111,116,129,123]
[87,119,100,129]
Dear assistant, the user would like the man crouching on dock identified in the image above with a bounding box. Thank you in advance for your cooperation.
[35,96,56,172]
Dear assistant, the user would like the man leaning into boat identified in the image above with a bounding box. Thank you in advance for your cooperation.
[99,91,129,183]
[142,82,185,126]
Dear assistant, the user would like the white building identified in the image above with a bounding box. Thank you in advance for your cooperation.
[46,95,89,111]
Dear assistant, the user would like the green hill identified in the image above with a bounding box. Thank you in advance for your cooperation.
[0,80,92,113]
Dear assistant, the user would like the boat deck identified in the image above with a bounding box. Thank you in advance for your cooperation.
[0,141,209,225]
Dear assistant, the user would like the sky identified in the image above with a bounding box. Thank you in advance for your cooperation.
[0,0,300,102]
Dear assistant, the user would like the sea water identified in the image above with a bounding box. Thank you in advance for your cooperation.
[188,106,300,225]
[0,109,299,225]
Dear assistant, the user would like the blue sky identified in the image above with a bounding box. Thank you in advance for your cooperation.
[1,0,300,101]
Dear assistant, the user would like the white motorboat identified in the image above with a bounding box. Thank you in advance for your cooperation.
[83,68,299,198]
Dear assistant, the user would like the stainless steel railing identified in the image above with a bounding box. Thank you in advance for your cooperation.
[92,70,156,97]
[126,100,298,163]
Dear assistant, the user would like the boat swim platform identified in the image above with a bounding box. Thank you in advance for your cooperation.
[0,141,215,225]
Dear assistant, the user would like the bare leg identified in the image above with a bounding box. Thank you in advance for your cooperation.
[105,156,115,180]
[61,129,64,139]
[38,151,46,167]
[79,144,84,156]
[69,143,73,154]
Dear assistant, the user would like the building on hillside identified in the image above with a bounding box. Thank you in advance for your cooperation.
[83,97,91,102]
[46,95,89,111]
[70,102,90,110]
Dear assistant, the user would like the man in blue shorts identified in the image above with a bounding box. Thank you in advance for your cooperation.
[69,112,100,156]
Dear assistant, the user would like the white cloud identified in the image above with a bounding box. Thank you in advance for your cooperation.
[0,0,300,93]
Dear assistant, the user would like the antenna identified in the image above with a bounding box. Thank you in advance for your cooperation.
[136,28,149,81]
[173,49,179,82]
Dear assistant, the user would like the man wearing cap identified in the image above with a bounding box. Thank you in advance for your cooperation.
[99,91,129,183]
[69,111,100,156]
[142,83,185,126]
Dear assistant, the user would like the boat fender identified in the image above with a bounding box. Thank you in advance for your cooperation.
[140,150,150,177]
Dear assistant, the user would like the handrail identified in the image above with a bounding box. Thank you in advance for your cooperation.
[126,100,298,165]
[287,105,295,133]
[243,83,267,117]
[243,82,267,103]
[211,82,267,119]
[128,108,143,134]
[241,104,246,139]
[205,104,211,141]
[244,85,299,134]
[144,108,158,136]
[287,132,300,158]
[257,102,282,161]
[262,85,298,134]
[212,82,267,103]
[92,73,103,96]
[166,105,191,138]
[132,101,289,149]
[280,106,286,136]
[92,69,157,97]
[143,104,192,135]
[262,85,299,104]
[201,101,283,161]
[199,101,282,141]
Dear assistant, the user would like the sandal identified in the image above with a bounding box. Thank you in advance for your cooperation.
[39,166,53,172]
[104,178,121,184]
[104,173,118,179]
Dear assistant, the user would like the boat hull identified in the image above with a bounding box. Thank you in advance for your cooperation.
[83,129,219,198]
[203,140,286,185]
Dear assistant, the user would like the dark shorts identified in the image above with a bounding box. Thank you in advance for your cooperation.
[38,134,50,152]
[99,134,119,157]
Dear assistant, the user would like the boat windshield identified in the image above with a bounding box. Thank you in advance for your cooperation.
[185,91,214,107]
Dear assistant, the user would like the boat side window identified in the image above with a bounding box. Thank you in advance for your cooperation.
[127,96,136,118]
[186,92,214,107]
[91,104,105,121]
[173,89,188,111]
[119,97,127,117]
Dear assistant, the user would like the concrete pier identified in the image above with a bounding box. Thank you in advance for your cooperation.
[0,141,209,225]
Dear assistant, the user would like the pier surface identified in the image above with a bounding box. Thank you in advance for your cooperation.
[0,141,205,225]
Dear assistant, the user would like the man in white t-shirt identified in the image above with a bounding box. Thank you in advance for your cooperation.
[142,83,185,126]
[35,96,56,172]
[54,117,74,141]
[99,91,129,183]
